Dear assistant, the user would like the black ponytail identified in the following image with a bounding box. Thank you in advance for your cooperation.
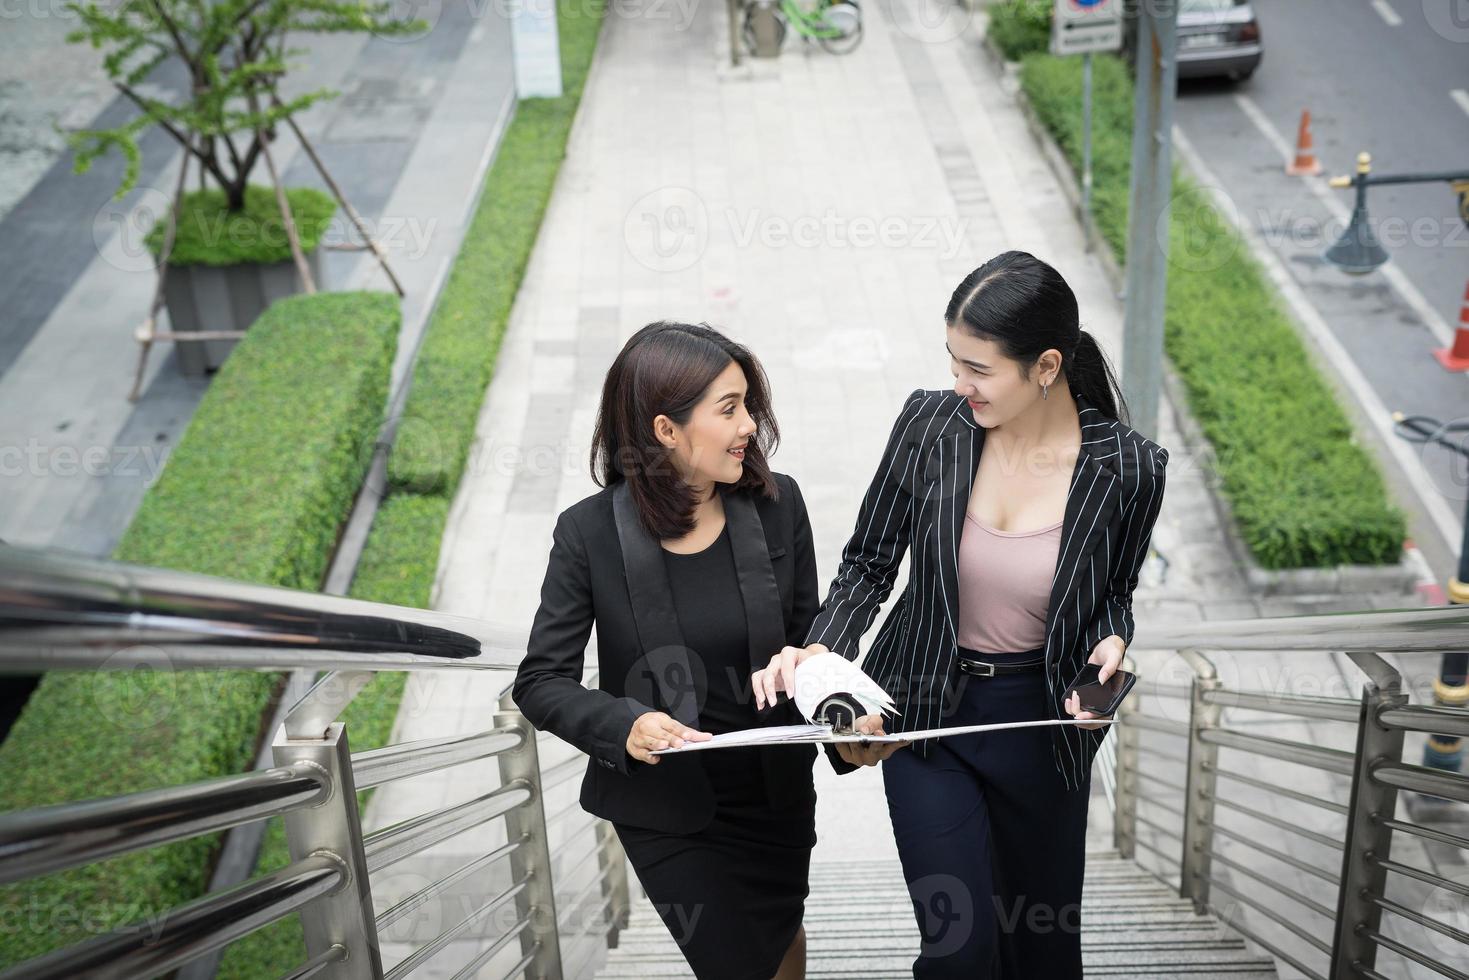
[945,250,1129,424]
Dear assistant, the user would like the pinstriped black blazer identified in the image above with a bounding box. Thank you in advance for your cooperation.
[803,388,1169,791]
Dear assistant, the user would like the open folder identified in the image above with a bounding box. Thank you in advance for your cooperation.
[651,717,1117,754]
[651,651,1115,755]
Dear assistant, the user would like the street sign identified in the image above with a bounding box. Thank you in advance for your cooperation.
[1051,0,1123,56]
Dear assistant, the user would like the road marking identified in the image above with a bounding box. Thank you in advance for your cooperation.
[1173,124,1466,550]
[1372,0,1403,26]
[1453,89,1469,120]
[1233,93,1458,349]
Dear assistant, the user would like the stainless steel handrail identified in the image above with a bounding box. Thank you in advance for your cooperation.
[352,726,526,789]
[7,543,1469,979]
[1116,635,1469,980]
[0,547,626,980]
[0,854,345,980]
[0,764,329,883]
[0,543,530,673]
[1133,602,1469,651]
[1202,687,1361,722]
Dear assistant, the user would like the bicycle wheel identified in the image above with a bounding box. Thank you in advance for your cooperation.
[817,1,862,54]
[742,5,788,55]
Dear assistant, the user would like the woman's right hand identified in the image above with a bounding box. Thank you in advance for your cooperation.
[626,712,712,765]
[834,714,908,767]
[752,643,829,710]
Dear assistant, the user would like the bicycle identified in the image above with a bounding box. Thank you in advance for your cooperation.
[742,0,863,56]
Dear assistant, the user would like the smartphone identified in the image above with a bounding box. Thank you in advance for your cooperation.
[1066,663,1137,717]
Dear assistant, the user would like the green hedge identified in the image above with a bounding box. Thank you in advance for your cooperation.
[387,0,606,495]
[987,0,1051,61]
[1014,51,1405,568]
[146,185,337,266]
[0,291,399,969]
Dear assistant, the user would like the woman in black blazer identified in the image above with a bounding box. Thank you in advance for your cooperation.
[513,321,823,980]
[753,251,1170,979]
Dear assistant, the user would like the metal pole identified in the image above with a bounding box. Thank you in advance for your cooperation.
[1081,51,1094,237]
[596,820,631,948]
[496,691,565,980]
[1329,653,1407,979]
[271,722,383,978]
[1113,656,1139,859]
[1120,0,1178,440]
[1426,484,1469,777]
[1179,651,1220,912]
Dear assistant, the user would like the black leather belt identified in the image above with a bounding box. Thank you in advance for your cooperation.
[956,652,1046,677]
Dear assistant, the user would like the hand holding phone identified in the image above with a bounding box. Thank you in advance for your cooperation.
[1065,662,1137,717]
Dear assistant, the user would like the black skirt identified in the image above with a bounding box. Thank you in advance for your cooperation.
[614,746,817,980]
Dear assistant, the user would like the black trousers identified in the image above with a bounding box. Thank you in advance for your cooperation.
[882,649,1091,979]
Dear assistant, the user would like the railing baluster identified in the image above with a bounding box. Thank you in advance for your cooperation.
[1329,653,1407,980]
[1181,650,1220,913]
[596,821,630,948]
[1114,654,1140,859]
[271,721,383,978]
[496,691,565,980]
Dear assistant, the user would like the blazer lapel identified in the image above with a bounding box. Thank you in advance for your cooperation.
[1042,444,1122,650]
[718,486,789,674]
[927,393,1123,656]
[612,481,699,725]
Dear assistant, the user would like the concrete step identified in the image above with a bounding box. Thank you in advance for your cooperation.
[594,848,1279,979]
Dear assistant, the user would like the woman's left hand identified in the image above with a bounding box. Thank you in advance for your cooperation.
[1064,635,1126,731]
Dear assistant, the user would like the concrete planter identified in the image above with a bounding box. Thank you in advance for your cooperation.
[162,247,324,375]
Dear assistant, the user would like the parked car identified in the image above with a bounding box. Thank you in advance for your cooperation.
[1123,0,1263,83]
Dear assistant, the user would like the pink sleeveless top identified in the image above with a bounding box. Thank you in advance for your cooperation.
[956,511,1063,653]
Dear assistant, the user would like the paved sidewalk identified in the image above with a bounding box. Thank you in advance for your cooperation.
[0,2,516,556]
[369,1,1459,978]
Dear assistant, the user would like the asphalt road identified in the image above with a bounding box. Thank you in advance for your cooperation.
[1170,0,1469,582]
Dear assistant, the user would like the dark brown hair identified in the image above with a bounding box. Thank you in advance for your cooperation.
[591,321,779,539]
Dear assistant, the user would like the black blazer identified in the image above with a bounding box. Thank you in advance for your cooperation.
[805,389,1169,791]
[512,472,821,834]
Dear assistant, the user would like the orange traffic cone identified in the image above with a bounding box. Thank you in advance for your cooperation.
[1433,280,1469,372]
[1286,110,1322,177]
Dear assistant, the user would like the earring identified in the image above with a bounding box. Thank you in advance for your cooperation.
[1041,380,1050,400]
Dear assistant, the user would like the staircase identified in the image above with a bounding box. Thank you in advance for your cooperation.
[595,848,1279,978]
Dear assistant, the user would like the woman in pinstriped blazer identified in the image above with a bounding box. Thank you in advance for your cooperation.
[752,250,1169,978]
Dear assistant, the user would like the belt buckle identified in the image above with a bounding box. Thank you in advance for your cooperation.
[963,658,995,677]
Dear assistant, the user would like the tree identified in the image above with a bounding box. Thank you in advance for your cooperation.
[65,0,425,210]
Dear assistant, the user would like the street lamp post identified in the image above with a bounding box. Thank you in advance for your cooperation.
[1329,152,1469,782]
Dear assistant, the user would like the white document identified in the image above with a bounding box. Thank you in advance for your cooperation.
[789,651,894,720]
[651,717,1116,754]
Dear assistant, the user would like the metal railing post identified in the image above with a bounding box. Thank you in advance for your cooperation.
[1114,655,1140,859]
[1179,650,1220,912]
[1330,653,1407,980]
[595,820,630,947]
[496,691,565,980]
[271,721,383,977]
